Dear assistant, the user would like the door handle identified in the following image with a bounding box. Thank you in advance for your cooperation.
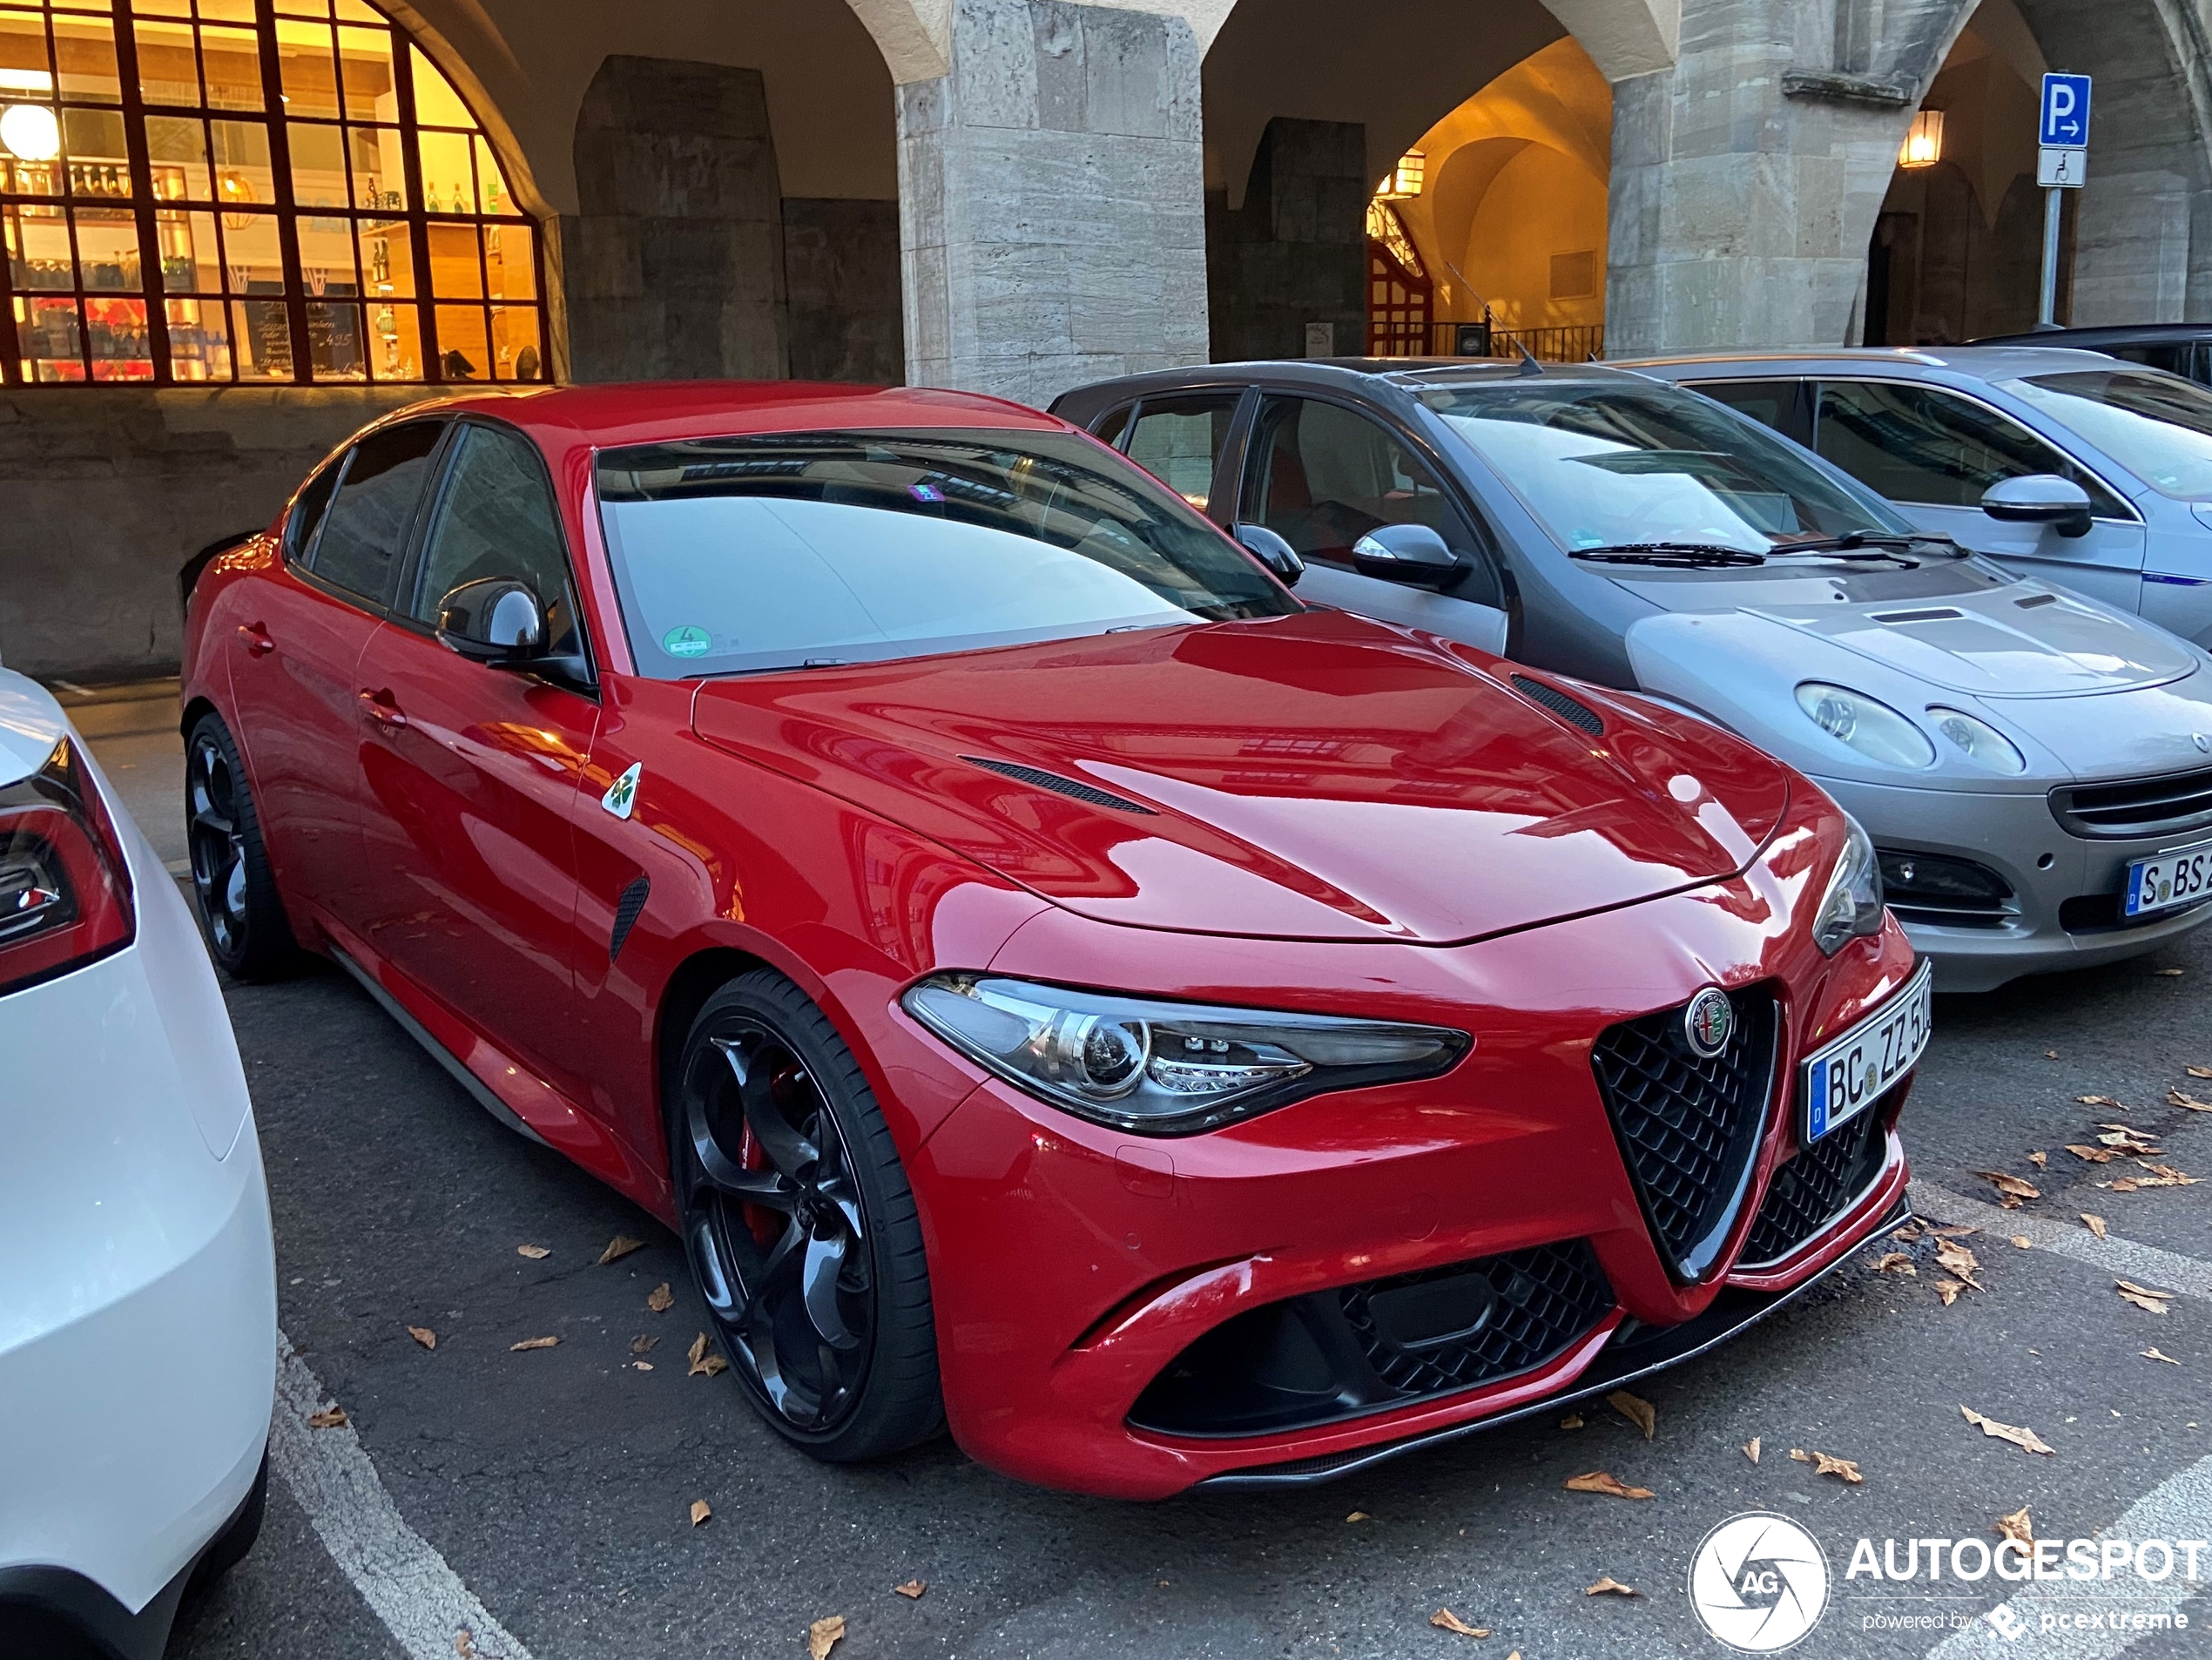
[237,622,274,657]
[358,687,408,731]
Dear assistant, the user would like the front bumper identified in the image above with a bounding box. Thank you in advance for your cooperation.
[1815,773,2212,993]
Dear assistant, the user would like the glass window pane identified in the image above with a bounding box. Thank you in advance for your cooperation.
[0,10,52,102]
[71,202,138,287]
[425,219,479,297]
[334,0,381,22]
[347,123,403,212]
[275,18,338,118]
[200,25,261,111]
[410,423,576,647]
[1813,381,2128,516]
[357,219,408,296]
[208,117,273,206]
[6,202,74,289]
[415,126,468,213]
[471,133,509,214]
[19,294,86,379]
[273,0,332,17]
[335,24,394,123]
[365,298,418,379]
[135,0,191,15]
[408,44,473,129]
[287,117,344,208]
[488,304,538,380]
[155,206,220,291]
[307,297,362,379]
[232,296,291,377]
[145,112,209,200]
[132,17,199,105]
[483,219,530,300]
[313,421,444,600]
[61,105,127,196]
[85,293,150,378]
[51,0,118,13]
[0,102,63,196]
[198,0,257,21]
[1125,394,1237,509]
[51,13,118,102]
[295,212,355,295]
[165,295,233,380]
[219,207,283,292]
[433,302,484,380]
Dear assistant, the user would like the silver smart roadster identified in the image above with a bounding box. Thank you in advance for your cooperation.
[1050,360,2212,991]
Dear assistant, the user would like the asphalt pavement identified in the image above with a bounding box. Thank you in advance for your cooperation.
[57,682,2210,1660]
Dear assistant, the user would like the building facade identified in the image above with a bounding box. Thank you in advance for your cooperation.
[4,0,2209,676]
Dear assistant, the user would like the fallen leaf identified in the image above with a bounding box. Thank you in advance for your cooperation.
[2076,1094,2122,1108]
[1890,1223,1924,1242]
[456,1632,476,1659]
[646,1282,674,1313]
[2067,1144,2118,1164]
[2142,1347,2182,1365]
[1993,1506,2033,1547]
[808,1614,846,1660]
[2132,1163,2200,1188]
[1608,1389,1656,1441]
[2081,1213,2107,1239]
[690,1499,711,1527]
[516,1244,551,1260]
[509,1335,559,1352]
[1564,1470,1654,1500]
[1345,1510,1370,1523]
[894,1581,927,1600]
[1430,1609,1488,1636]
[1961,1405,2055,1455]
[2188,1064,2212,1079]
[2045,1049,2059,1059]
[1559,1413,1584,1430]
[2154,967,2186,975]
[1789,1447,1863,1484]
[1935,1238,1983,1289]
[1875,1252,1917,1275]
[631,1361,653,1371]
[2011,1237,2033,1250]
[2116,1279,2174,1315]
[2110,1178,2138,1192]
[1934,1279,1967,1306]
[597,1233,646,1265]
[307,1407,347,1428]
[687,1332,729,1377]
[2098,1125,2162,1154]
[631,1334,658,1355]
[1743,1436,1760,1463]
[1585,1576,1639,1597]
[2169,1089,2212,1111]
[408,1326,436,1350]
[1975,1171,2040,1206]
[2027,1151,2048,1169]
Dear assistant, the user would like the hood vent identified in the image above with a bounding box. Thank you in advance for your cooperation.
[1871,607,1965,624]
[961,756,1157,815]
[1510,674,1604,736]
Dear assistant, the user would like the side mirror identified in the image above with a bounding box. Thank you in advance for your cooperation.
[436,577,544,664]
[1351,523,1461,588]
[1233,523,1304,587]
[1981,475,2094,539]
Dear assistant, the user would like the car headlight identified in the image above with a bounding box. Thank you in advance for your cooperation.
[900,974,1468,1135]
[1811,816,1887,955]
[1795,683,1936,768]
[1926,706,2027,774]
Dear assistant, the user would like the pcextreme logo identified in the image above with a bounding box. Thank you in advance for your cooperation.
[1689,1513,1831,1651]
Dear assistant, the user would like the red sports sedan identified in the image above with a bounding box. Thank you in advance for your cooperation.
[179,382,1926,1499]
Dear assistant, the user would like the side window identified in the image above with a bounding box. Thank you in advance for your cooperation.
[409,423,582,657]
[1813,381,2129,517]
[1696,379,1813,446]
[1123,394,1239,511]
[286,460,341,563]
[1241,395,1502,604]
[1093,402,1135,449]
[309,422,447,605]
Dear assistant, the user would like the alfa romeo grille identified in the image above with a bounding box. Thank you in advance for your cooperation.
[1339,1241,1614,1399]
[2051,766,2212,840]
[1741,1108,1888,1267]
[1589,989,1778,1281]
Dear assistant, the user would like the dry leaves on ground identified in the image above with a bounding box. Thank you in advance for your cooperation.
[1975,1171,2040,1207]
[2011,1237,2033,1250]
[807,1615,846,1660]
[455,1631,476,1658]
[1961,1406,2055,1455]
[1933,1279,1968,1306]
[509,1336,559,1352]
[2099,1124,2164,1154]
[2028,1151,2048,1169]
[1993,1506,2033,1546]
[2076,1094,2123,1109]
[516,1244,551,1259]
[597,1234,646,1265]
[894,1581,927,1600]
[2142,1347,2182,1365]
[1935,1238,1984,1288]
[631,1334,658,1355]
[631,1361,653,1372]
[2116,1279,2174,1315]
[1876,1252,1916,1276]
[2071,1144,2121,1164]
[1744,1437,1761,1463]
[1564,1471,1654,1500]
[1790,1448,1863,1484]
[690,1499,711,1527]
[2081,1213,2108,1239]
[408,1326,436,1350]
[1345,1511,1370,1523]
[1585,1576,1638,1597]
[307,1407,347,1428]
[2168,1089,2212,1111]
[2189,1064,2212,1078]
[1608,1390,1656,1440]
[646,1281,675,1312]
[2126,1164,2200,1189]
[1430,1609,1488,1636]
[1559,1413,1584,1430]
[687,1333,729,1377]
[1891,1223,1923,1243]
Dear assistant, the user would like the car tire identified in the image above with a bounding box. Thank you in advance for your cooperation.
[669,968,942,1462]
[184,712,301,981]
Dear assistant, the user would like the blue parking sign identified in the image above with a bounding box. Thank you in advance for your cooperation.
[2040,73,2092,147]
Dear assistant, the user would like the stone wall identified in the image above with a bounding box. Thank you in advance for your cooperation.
[0,388,435,681]
[1206,118,1368,362]
[782,199,906,383]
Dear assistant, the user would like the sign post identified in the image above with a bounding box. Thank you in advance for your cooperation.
[2036,72,2092,326]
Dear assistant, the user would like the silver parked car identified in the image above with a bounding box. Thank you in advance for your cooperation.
[1051,360,2212,991]
[1625,345,2212,649]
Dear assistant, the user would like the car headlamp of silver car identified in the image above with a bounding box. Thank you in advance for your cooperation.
[1926,706,2027,774]
[1811,815,1887,956]
[901,974,1469,1134]
[1795,683,1936,768]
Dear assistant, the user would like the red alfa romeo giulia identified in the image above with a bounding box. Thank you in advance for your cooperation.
[179,382,1927,1499]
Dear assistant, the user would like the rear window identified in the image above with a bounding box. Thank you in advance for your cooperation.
[594,428,1297,678]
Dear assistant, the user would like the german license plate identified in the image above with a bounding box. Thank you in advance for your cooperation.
[1801,960,1932,1144]
[2123,844,2212,918]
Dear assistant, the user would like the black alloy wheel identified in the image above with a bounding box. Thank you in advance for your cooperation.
[184,712,300,981]
[671,970,941,1461]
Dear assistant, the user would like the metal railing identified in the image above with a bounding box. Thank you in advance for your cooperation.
[1426,320,1604,362]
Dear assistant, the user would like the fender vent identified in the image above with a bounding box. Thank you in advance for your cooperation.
[1509,675,1603,736]
[609,875,650,962]
[961,756,1157,814]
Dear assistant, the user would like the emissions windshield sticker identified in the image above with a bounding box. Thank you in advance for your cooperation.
[662,625,711,658]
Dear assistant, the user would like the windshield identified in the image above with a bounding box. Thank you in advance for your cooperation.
[2005,368,2212,500]
[595,428,1297,678]
[1421,380,1912,557]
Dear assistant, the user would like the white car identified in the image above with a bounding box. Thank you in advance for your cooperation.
[0,669,275,1656]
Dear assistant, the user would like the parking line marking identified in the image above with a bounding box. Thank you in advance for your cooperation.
[1924,1450,2211,1657]
[1907,1182,2212,1302]
[272,1331,536,1660]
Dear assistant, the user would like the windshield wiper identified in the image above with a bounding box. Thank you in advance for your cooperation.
[1766,530,1967,565]
[1568,542,1768,569]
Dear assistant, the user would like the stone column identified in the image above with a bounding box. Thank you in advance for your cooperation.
[896,0,1209,405]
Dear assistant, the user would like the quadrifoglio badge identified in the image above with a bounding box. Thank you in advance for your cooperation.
[1688,1514,2208,1649]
